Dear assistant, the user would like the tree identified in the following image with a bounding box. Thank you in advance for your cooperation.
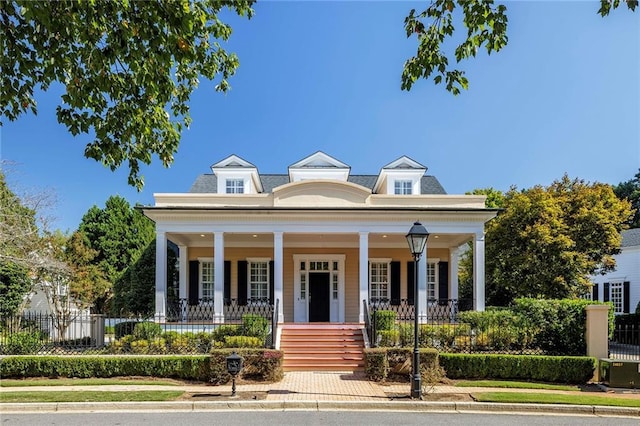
[402,0,637,94]
[112,240,178,316]
[76,195,155,311]
[63,231,110,310]
[614,169,640,228]
[0,261,31,316]
[484,176,631,306]
[1,0,254,189]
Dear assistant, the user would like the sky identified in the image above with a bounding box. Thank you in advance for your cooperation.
[1,1,639,233]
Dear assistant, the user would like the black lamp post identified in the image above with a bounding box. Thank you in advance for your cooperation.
[226,351,243,397]
[405,221,429,399]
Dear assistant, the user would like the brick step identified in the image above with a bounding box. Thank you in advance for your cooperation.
[281,330,363,336]
[283,364,364,372]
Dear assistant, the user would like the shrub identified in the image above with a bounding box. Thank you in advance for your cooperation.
[133,322,162,340]
[3,331,42,355]
[212,325,241,341]
[209,349,284,384]
[373,310,397,331]
[364,347,441,383]
[114,321,140,339]
[364,348,387,381]
[224,335,262,348]
[241,315,269,339]
[439,353,596,384]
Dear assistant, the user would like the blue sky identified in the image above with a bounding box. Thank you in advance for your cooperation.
[2,1,639,232]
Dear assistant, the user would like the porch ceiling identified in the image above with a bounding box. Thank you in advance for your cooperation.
[167,231,471,249]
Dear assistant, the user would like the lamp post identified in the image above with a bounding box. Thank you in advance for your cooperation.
[406,221,429,399]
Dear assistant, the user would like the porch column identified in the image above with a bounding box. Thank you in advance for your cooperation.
[449,246,460,301]
[418,251,427,322]
[214,232,225,322]
[273,231,284,323]
[359,232,369,323]
[154,230,167,322]
[178,244,188,321]
[473,232,486,311]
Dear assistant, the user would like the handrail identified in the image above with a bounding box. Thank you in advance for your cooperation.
[271,298,280,349]
[363,299,374,348]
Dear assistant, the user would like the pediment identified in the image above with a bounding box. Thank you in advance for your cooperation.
[211,154,257,170]
[289,151,350,182]
[273,180,370,207]
[382,156,426,170]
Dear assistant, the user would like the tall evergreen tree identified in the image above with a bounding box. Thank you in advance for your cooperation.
[614,169,640,229]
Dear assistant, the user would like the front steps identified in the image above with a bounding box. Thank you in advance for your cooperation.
[279,323,365,372]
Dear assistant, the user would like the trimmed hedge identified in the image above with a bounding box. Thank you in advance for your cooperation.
[1,349,284,384]
[364,347,441,383]
[439,353,596,384]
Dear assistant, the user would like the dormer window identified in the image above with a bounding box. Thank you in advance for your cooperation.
[394,180,412,195]
[226,179,244,194]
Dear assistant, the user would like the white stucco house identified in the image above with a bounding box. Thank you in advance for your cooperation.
[142,152,498,326]
[591,228,640,315]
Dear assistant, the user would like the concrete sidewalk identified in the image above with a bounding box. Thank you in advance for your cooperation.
[1,371,639,417]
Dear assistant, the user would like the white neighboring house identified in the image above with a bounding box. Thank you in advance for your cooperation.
[591,228,640,315]
[23,281,91,341]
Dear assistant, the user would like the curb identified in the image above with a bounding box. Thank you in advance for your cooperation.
[1,400,638,417]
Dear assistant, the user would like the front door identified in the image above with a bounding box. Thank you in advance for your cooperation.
[309,272,330,322]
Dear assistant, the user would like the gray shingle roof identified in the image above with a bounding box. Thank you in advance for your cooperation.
[188,174,447,194]
[622,228,640,248]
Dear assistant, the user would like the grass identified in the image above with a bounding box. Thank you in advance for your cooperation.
[0,391,184,403]
[455,380,579,391]
[472,392,640,408]
[0,378,180,387]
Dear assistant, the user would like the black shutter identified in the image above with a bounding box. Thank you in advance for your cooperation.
[237,260,248,306]
[224,261,231,305]
[390,261,401,305]
[438,261,449,305]
[623,281,630,314]
[603,283,610,302]
[592,283,599,302]
[188,260,199,305]
[269,261,275,304]
[406,261,415,304]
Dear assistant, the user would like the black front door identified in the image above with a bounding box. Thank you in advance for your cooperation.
[309,272,330,322]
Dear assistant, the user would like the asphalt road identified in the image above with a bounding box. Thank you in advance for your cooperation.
[2,411,638,425]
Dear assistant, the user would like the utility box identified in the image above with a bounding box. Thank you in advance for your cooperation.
[600,359,640,388]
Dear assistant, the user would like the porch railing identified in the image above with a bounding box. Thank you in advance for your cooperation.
[167,298,274,322]
[368,298,471,323]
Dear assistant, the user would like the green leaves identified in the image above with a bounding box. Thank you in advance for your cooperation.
[402,0,509,94]
[1,0,254,190]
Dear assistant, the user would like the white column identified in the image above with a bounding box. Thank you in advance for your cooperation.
[155,230,167,322]
[418,252,427,323]
[214,232,225,322]
[358,232,369,323]
[449,247,460,301]
[273,231,284,323]
[178,244,188,321]
[473,233,486,312]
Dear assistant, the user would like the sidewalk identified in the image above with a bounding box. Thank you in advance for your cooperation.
[2,371,639,416]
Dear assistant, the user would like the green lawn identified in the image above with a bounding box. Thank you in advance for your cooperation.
[472,392,640,408]
[455,380,579,392]
[0,391,184,403]
[0,378,179,387]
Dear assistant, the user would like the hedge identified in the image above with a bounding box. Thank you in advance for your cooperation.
[1,349,284,384]
[439,353,596,384]
[364,348,441,383]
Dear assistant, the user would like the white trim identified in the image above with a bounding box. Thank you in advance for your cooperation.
[369,259,391,301]
[293,254,346,323]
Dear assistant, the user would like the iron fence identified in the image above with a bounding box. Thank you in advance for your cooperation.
[367,299,542,355]
[609,324,640,360]
[0,302,276,355]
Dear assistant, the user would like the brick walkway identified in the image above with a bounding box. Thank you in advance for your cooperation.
[264,371,388,401]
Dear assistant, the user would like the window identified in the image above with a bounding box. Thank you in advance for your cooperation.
[394,180,412,195]
[427,262,437,302]
[226,179,244,194]
[249,261,269,300]
[610,282,624,315]
[200,261,214,300]
[369,262,389,301]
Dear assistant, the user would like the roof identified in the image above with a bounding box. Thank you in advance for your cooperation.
[622,228,640,248]
[189,174,447,194]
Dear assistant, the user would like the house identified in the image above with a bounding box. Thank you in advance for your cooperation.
[142,152,498,325]
[591,228,640,315]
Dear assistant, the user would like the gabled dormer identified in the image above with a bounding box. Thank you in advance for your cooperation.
[211,155,263,194]
[373,156,427,195]
[288,151,351,182]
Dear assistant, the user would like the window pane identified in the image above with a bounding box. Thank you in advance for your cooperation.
[370,262,390,300]
[427,263,436,301]
[226,179,244,194]
[250,261,269,299]
[201,261,214,299]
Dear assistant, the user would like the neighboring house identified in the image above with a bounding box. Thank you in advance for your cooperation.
[591,228,640,315]
[23,282,91,340]
[142,152,498,324]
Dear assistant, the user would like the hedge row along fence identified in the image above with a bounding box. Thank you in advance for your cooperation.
[0,349,284,384]
[370,298,613,356]
[364,349,596,384]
